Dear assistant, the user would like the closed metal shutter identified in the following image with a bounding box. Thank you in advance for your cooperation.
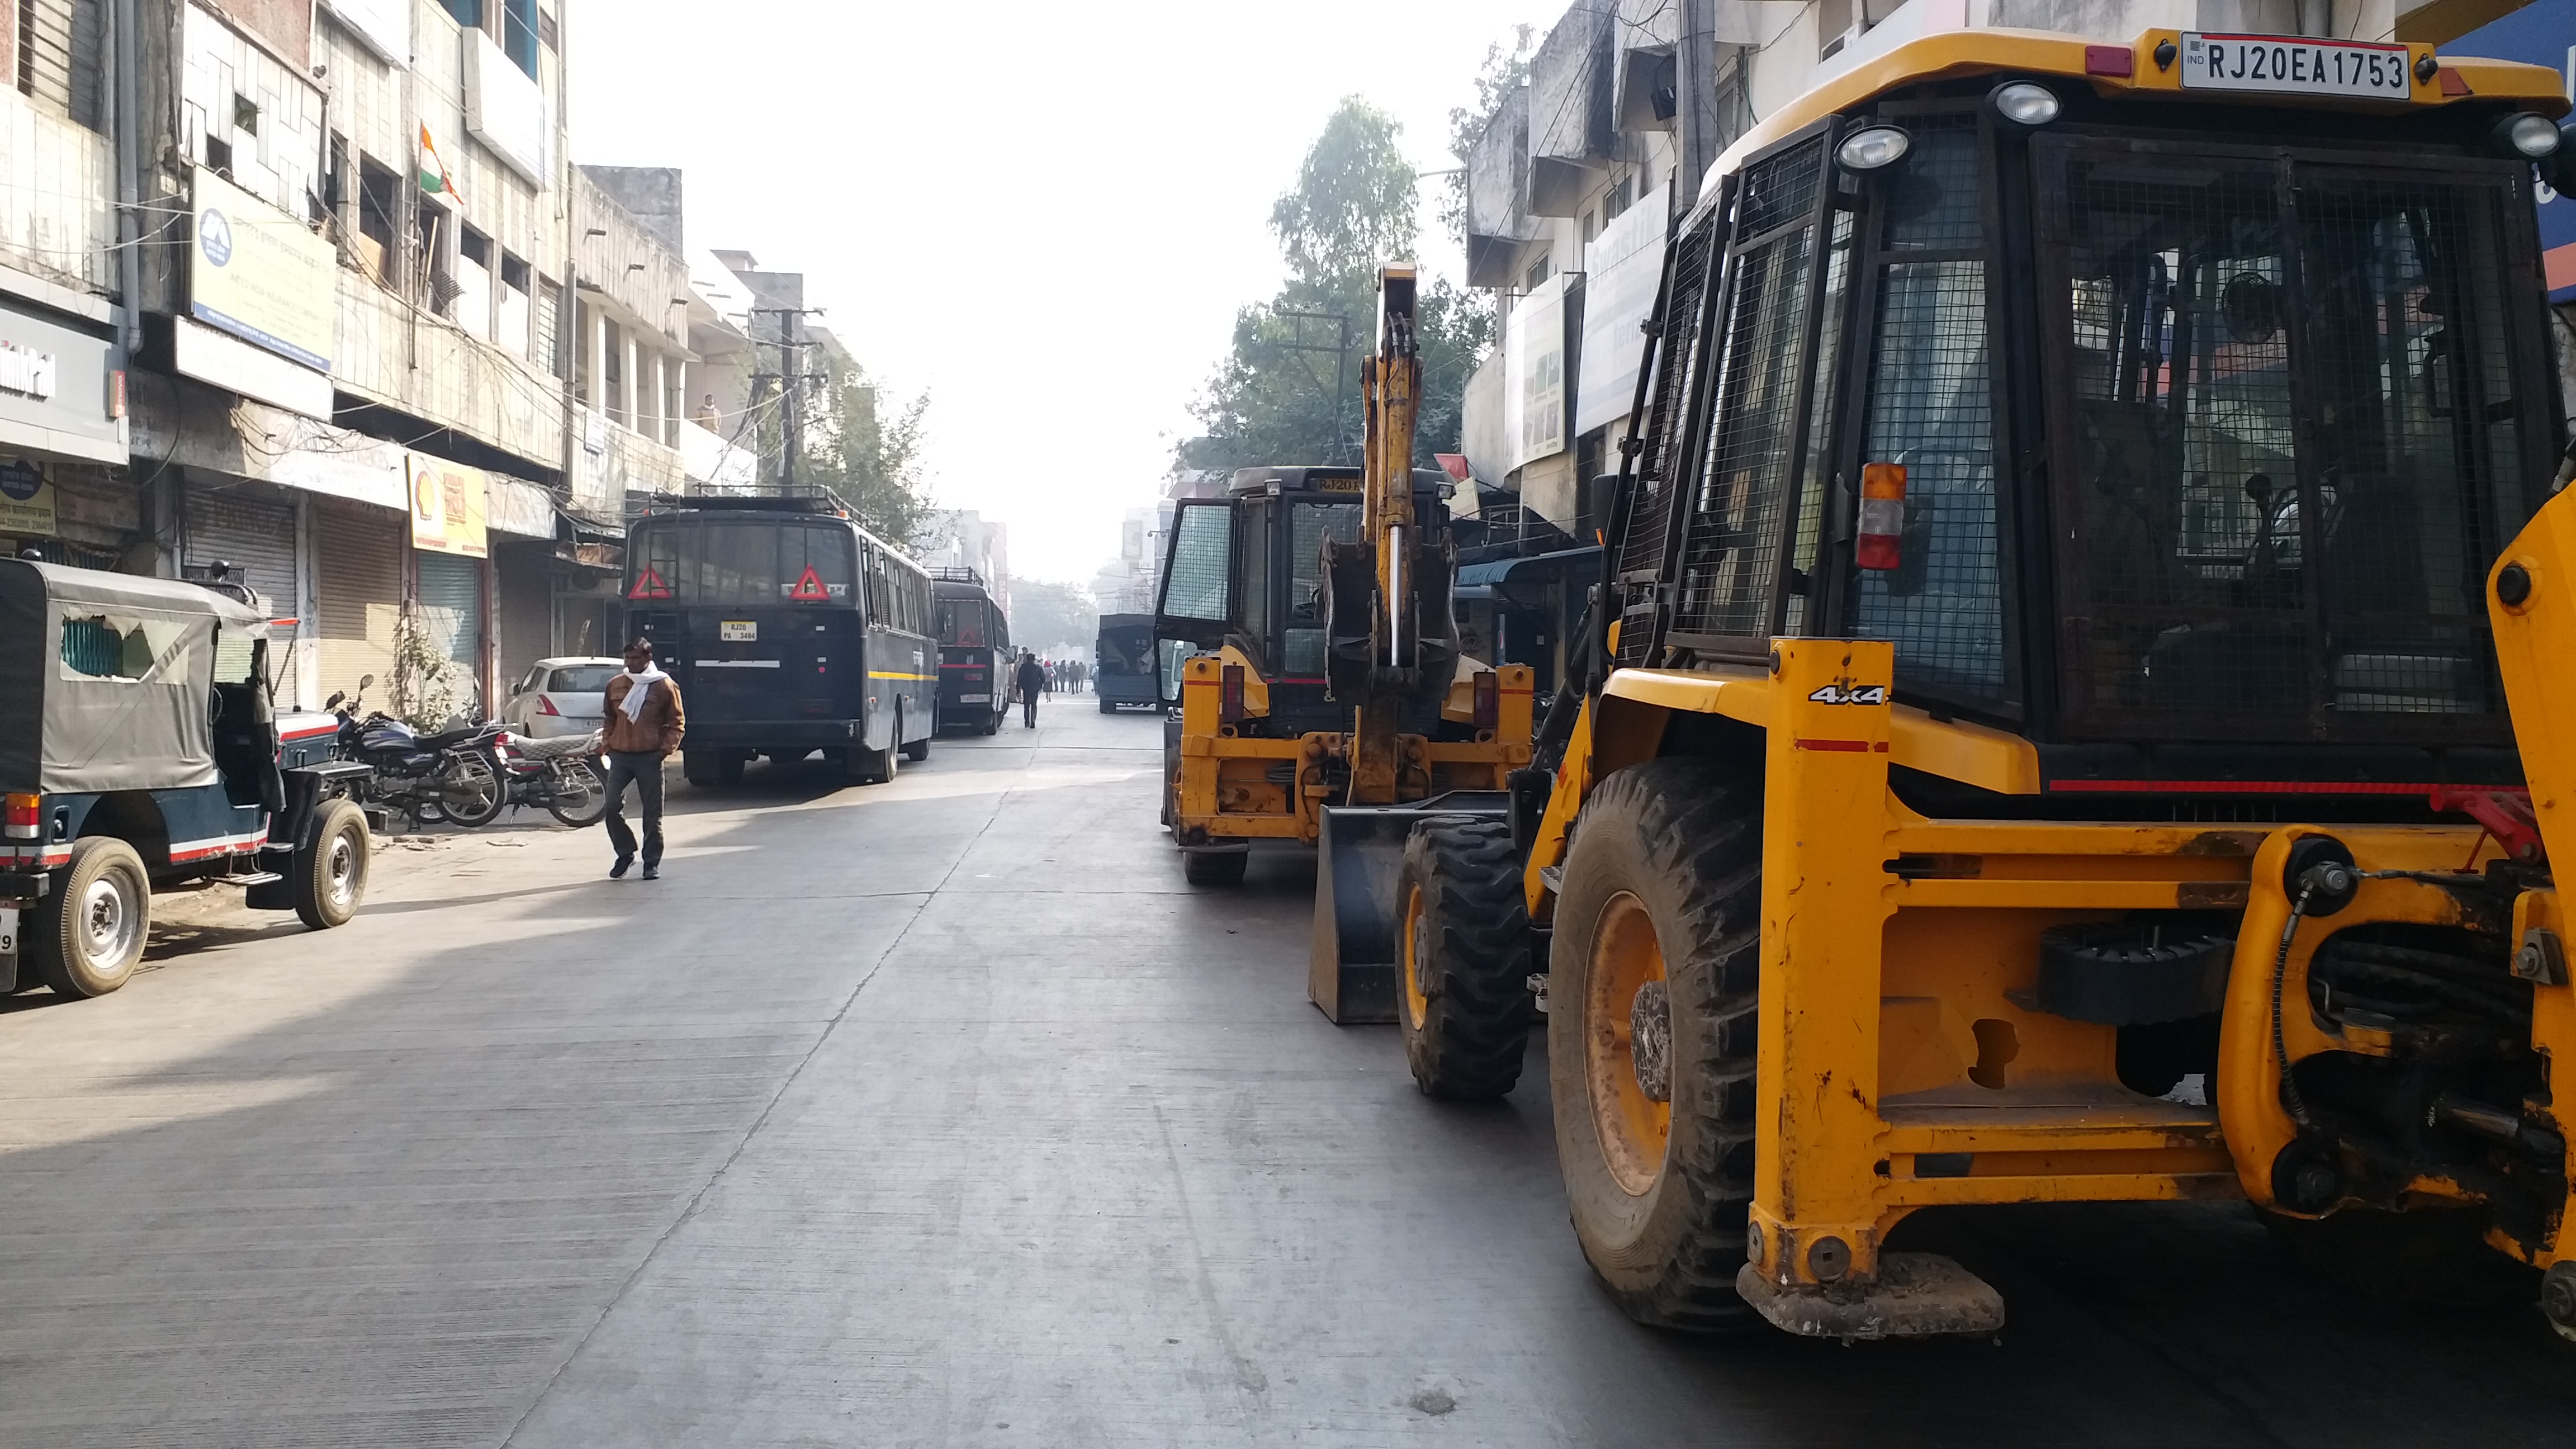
[183,487,298,615]
[416,552,483,671]
[315,503,403,708]
[184,486,301,705]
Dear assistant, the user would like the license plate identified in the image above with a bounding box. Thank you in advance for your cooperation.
[2180,33,2412,99]
[720,621,757,642]
[0,905,16,958]
[959,693,989,703]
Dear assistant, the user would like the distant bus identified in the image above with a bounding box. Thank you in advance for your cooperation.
[625,493,934,785]
[931,568,1011,735]
[1093,612,1156,713]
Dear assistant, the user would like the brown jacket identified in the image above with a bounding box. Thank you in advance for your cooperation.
[602,672,685,756]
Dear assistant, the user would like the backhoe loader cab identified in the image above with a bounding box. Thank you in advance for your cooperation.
[1154,462,1535,909]
[1393,29,2576,1342]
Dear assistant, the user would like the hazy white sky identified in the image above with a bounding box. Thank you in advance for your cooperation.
[569,0,1543,585]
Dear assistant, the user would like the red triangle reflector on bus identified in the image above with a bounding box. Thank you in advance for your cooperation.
[629,567,673,600]
[788,566,831,602]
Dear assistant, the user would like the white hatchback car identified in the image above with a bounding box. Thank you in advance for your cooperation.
[501,657,623,739]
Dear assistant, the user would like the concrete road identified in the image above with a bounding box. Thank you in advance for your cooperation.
[2,699,2572,1447]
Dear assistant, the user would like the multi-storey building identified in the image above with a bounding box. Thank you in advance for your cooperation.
[0,1,816,721]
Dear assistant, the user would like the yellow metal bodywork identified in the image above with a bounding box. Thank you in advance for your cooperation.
[1171,651,1535,848]
[1712,27,2567,181]
[1530,480,2576,1289]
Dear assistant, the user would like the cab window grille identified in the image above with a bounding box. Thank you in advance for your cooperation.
[1671,135,1828,642]
[2038,139,2544,740]
[1613,213,1719,666]
[1849,115,2004,697]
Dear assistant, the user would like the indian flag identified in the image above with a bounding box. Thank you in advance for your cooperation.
[418,124,458,199]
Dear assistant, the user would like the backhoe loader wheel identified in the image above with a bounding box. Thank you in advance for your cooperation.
[1550,758,1763,1330]
[1397,819,1532,1099]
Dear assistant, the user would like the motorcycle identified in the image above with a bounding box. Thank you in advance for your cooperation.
[325,679,512,830]
[499,731,610,827]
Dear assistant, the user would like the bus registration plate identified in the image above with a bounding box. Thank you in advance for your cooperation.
[0,905,16,958]
[959,693,989,704]
[2179,34,2412,99]
[720,621,757,642]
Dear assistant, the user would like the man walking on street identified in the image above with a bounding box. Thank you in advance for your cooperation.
[1016,650,1046,730]
[602,638,686,880]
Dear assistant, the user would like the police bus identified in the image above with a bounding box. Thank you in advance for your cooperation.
[931,567,1011,735]
[625,491,934,785]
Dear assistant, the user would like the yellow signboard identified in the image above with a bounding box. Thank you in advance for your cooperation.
[406,454,489,559]
[0,456,55,536]
[190,166,337,373]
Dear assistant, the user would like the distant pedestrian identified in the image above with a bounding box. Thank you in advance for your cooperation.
[1016,650,1046,729]
[693,395,721,429]
[602,638,686,880]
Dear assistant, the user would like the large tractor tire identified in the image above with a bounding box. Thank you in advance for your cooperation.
[1397,819,1533,1098]
[1549,757,1765,1330]
[294,799,371,930]
[1182,849,1248,886]
[30,837,151,999]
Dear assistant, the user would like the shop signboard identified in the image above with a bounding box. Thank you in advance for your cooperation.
[190,166,337,373]
[0,457,55,536]
[407,454,489,559]
[1506,273,1576,471]
[0,298,126,465]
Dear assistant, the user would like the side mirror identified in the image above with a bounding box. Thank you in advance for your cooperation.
[325,690,345,709]
[359,673,376,689]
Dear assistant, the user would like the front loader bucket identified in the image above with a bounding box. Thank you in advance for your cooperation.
[1310,795,1509,1024]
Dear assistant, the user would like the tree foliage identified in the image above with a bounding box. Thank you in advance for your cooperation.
[1009,578,1098,657]
[1180,97,1490,477]
[797,361,935,550]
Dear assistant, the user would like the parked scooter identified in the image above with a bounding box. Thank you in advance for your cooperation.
[499,731,609,827]
[326,678,511,829]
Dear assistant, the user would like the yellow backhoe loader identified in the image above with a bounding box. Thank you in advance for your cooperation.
[1392,26,2576,1341]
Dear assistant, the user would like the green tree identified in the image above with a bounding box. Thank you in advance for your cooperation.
[1179,97,1489,476]
[1008,579,1098,657]
[804,371,934,548]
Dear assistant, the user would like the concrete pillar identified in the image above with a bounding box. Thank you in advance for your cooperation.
[622,333,639,429]
[652,352,670,444]
[586,305,608,414]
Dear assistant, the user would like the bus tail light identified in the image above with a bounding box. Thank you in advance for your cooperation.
[1221,663,1247,723]
[1857,463,1907,571]
[1473,670,1499,730]
[6,793,40,839]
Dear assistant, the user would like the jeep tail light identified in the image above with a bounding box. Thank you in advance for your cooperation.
[1473,670,1499,730]
[537,694,560,716]
[1220,662,1246,724]
[1856,462,1907,571]
[4,793,38,839]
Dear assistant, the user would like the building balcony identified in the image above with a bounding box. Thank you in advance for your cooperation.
[334,272,565,474]
[576,409,684,512]
[676,416,755,493]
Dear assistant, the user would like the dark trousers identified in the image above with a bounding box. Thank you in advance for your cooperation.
[1022,691,1039,728]
[603,751,665,865]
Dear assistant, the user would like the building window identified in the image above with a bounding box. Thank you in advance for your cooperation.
[500,254,533,360]
[357,156,401,287]
[16,0,104,130]
[1523,254,1551,292]
[500,0,539,78]
[1581,210,1600,247]
[439,0,482,24]
[536,276,564,376]
[417,201,456,315]
[456,228,494,341]
[1604,171,1636,221]
[232,93,259,135]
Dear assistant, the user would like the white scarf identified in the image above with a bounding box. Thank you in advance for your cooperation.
[618,664,669,722]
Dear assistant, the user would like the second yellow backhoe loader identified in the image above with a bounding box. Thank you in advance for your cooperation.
[1391,25,2576,1342]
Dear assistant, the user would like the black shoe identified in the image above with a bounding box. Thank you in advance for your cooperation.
[610,855,633,879]
[642,864,660,880]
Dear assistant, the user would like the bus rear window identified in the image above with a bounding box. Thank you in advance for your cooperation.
[938,599,992,647]
[630,520,856,605]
